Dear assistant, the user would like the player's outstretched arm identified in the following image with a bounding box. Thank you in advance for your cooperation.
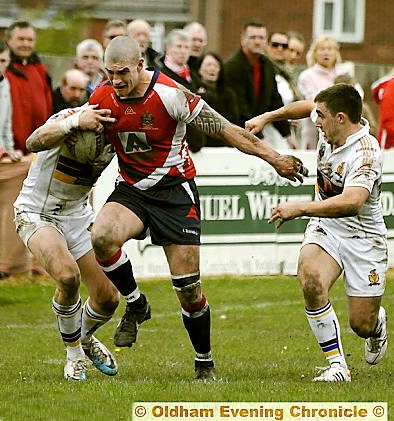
[27,106,115,152]
[245,100,315,135]
[189,102,308,183]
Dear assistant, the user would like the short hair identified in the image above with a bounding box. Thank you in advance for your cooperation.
[165,29,191,47]
[314,84,362,124]
[268,32,289,43]
[103,20,126,37]
[104,36,141,65]
[76,39,104,60]
[5,21,34,39]
[242,19,266,33]
[0,39,9,54]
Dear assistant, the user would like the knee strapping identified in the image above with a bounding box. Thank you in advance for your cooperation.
[172,272,200,291]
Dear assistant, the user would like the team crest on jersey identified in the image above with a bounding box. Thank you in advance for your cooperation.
[125,106,136,115]
[335,162,346,178]
[368,269,380,286]
[140,111,154,127]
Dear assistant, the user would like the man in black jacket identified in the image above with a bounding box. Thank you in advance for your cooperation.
[224,20,295,147]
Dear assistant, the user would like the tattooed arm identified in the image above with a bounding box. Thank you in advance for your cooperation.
[189,102,308,182]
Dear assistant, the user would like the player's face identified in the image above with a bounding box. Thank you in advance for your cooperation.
[105,59,142,97]
[7,26,36,60]
[315,102,342,146]
[241,26,267,56]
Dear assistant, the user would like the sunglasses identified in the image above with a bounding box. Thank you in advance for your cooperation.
[270,42,289,49]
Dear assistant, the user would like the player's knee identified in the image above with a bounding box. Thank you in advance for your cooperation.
[91,225,115,259]
[172,272,202,307]
[51,264,81,296]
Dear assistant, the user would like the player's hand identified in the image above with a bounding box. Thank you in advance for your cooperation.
[245,113,271,135]
[269,203,302,229]
[79,105,116,133]
[273,154,309,183]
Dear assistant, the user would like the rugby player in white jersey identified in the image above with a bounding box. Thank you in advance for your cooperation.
[88,35,308,381]
[14,105,119,381]
[246,83,387,382]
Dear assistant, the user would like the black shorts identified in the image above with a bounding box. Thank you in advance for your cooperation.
[107,180,201,246]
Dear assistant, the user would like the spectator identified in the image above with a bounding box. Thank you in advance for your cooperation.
[5,21,52,154]
[102,19,126,49]
[0,39,25,279]
[266,32,301,106]
[127,19,160,68]
[266,32,302,148]
[297,35,341,149]
[74,39,106,97]
[196,52,239,146]
[287,30,306,67]
[371,71,394,148]
[158,29,204,152]
[183,22,208,73]
[224,19,294,148]
[52,69,89,113]
[0,41,22,162]
[4,21,52,277]
[335,73,377,137]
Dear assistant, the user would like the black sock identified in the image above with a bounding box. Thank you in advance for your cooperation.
[182,305,211,356]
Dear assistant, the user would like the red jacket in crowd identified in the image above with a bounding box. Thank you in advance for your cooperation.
[6,52,52,154]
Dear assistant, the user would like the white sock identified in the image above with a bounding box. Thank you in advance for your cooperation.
[306,301,347,366]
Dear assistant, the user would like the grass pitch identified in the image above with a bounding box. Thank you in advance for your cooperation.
[0,271,393,421]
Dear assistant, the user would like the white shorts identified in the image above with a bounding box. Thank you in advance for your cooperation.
[14,209,95,261]
[301,220,387,297]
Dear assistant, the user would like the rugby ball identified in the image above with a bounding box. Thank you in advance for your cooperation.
[71,130,107,164]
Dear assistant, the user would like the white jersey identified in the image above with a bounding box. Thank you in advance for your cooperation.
[14,109,107,216]
[311,118,386,238]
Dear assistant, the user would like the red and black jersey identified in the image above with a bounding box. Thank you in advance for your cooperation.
[90,70,204,190]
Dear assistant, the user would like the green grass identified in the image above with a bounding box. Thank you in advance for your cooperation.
[0,272,393,421]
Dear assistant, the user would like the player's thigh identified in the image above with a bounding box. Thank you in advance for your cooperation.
[164,244,199,276]
[77,249,119,308]
[298,244,342,309]
[28,226,78,278]
[92,202,144,248]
